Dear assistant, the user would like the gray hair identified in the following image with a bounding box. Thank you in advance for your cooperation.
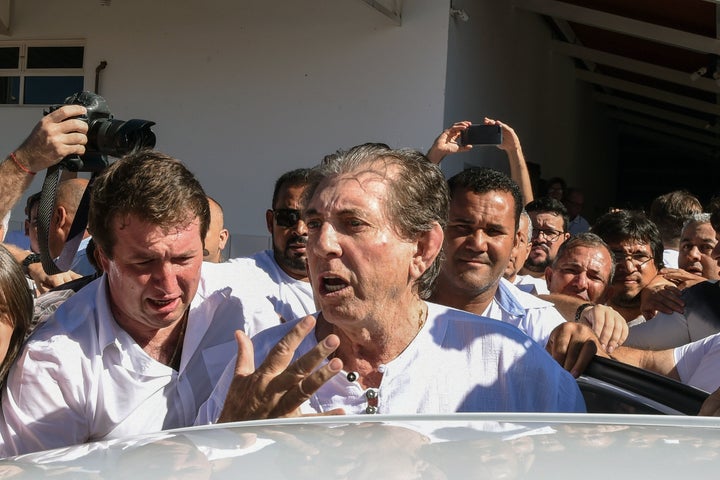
[306,145,449,299]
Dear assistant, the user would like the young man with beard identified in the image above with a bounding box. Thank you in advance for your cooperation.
[591,209,663,325]
[227,168,315,333]
[519,197,570,279]
[625,213,720,349]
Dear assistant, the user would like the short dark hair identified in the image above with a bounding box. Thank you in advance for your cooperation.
[447,168,523,231]
[649,190,702,246]
[271,168,313,209]
[24,192,41,220]
[88,150,209,259]
[591,209,664,270]
[525,197,570,232]
[306,145,448,299]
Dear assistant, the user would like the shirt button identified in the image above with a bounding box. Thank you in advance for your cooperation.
[366,389,378,399]
[346,371,359,383]
[378,364,386,373]
[365,405,378,414]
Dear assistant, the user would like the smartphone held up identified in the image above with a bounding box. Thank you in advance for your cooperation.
[459,124,502,146]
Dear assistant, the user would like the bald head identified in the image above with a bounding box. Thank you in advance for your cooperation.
[204,196,229,263]
[56,178,89,217]
[48,178,90,257]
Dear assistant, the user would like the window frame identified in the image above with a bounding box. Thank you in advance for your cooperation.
[0,39,86,106]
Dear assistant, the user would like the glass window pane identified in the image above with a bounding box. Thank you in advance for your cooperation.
[23,76,84,105]
[0,47,19,69]
[0,76,20,103]
[27,46,84,69]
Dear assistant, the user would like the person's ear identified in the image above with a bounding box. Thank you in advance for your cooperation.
[219,228,229,251]
[265,209,274,234]
[410,222,444,280]
[545,266,553,285]
[96,244,111,273]
[52,206,70,234]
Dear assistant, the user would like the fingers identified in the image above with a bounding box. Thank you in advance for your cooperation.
[44,104,87,123]
[566,340,598,378]
[698,388,720,416]
[546,323,605,377]
[259,315,317,377]
[271,336,343,417]
[234,329,256,377]
[587,307,628,354]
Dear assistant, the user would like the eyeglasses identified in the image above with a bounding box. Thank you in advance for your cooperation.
[273,208,302,228]
[612,251,654,268]
[531,228,565,243]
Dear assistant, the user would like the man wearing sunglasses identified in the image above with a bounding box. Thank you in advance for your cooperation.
[228,168,315,335]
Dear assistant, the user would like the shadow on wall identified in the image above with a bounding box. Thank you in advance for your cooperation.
[227,234,271,259]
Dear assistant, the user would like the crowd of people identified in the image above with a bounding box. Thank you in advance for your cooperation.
[0,107,720,457]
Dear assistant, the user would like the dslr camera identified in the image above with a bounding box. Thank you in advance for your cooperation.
[44,91,156,172]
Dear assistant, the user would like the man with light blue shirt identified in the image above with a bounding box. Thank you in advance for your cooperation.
[430,168,565,346]
[430,168,625,350]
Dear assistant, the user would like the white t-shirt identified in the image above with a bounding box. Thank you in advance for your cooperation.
[196,302,585,424]
[663,249,679,269]
[228,249,315,333]
[674,332,720,393]
[0,265,245,457]
[512,274,550,295]
[484,278,565,347]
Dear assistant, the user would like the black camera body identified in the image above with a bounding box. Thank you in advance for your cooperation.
[44,91,156,172]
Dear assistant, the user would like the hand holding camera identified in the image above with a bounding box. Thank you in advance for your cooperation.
[14,104,89,174]
[43,91,156,172]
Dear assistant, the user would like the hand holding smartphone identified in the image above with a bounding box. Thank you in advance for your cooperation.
[459,124,503,146]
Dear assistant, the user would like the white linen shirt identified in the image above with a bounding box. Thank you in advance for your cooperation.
[196,302,585,423]
[228,249,315,334]
[674,331,720,393]
[0,263,246,457]
[484,278,565,347]
[512,274,550,295]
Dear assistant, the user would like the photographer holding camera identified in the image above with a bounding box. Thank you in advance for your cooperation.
[0,104,88,223]
[1,105,89,291]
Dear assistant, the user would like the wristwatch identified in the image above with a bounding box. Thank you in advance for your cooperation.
[21,253,42,275]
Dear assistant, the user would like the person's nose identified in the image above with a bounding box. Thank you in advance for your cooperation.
[687,245,702,263]
[311,222,341,258]
[571,271,588,291]
[465,230,488,252]
[152,261,179,293]
[294,218,308,236]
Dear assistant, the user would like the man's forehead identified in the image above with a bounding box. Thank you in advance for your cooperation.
[608,239,651,252]
[682,222,714,238]
[532,211,563,225]
[561,245,611,264]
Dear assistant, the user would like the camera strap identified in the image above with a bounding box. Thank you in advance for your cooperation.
[37,164,95,275]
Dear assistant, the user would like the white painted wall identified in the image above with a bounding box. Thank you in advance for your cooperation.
[441,1,617,216]
[0,0,451,255]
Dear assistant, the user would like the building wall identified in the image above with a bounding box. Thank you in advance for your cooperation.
[441,1,617,217]
[0,0,618,256]
[0,0,451,255]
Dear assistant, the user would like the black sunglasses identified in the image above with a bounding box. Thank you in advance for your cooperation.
[274,208,302,228]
